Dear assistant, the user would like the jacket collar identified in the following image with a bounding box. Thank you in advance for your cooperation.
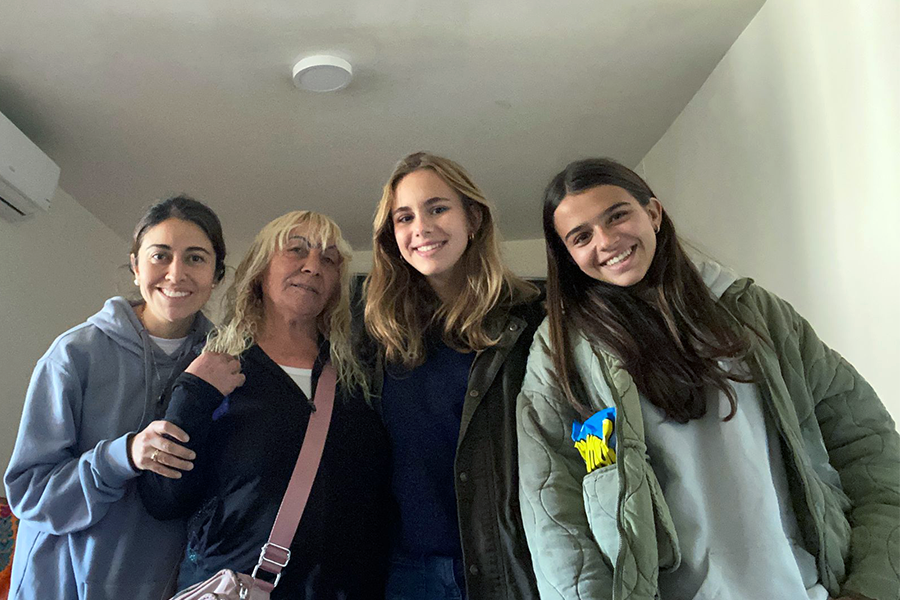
[244,338,331,407]
[458,309,529,442]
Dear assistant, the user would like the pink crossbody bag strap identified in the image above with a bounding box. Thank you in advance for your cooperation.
[249,362,336,593]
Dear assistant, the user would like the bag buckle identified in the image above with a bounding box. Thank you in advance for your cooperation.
[251,542,291,588]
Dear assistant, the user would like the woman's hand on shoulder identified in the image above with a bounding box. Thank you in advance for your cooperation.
[129,420,195,479]
[185,352,246,397]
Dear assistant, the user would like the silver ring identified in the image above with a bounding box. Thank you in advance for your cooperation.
[151,449,160,462]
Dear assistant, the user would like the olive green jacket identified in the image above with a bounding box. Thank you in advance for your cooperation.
[517,278,899,600]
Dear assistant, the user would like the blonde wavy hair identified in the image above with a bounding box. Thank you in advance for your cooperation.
[207,210,368,397]
[365,151,539,368]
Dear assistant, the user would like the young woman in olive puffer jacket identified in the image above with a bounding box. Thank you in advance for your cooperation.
[517,158,899,600]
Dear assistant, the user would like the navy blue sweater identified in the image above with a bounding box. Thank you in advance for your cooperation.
[381,339,475,558]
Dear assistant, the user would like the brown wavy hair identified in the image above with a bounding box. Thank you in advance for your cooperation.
[543,158,751,422]
[365,151,539,368]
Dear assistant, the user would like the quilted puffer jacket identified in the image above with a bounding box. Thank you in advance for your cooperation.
[517,277,899,600]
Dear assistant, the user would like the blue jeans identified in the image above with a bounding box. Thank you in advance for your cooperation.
[385,554,467,600]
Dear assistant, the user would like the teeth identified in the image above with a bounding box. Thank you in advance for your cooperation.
[160,289,190,298]
[605,247,634,266]
[416,242,443,253]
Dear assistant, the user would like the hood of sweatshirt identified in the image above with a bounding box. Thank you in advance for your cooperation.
[695,258,739,301]
[87,296,214,427]
[86,296,212,361]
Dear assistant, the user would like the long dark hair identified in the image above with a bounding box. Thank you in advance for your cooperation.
[543,158,750,423]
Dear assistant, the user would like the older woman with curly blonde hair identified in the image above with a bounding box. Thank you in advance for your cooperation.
[139,210,391,600]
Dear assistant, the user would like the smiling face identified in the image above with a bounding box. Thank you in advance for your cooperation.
[554,185,662,287]
[260,226,342,325]
[130,218,217,338]
[391,168,478,298]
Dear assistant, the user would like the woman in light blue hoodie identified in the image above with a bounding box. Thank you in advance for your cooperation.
[4,195,244,600]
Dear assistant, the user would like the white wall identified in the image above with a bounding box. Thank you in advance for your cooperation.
[1,188,126,475]
[639,0,899,419]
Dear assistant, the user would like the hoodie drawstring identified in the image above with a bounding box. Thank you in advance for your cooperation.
[137,328,158,431]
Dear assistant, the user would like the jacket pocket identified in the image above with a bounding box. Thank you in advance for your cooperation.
[817,476,852,582]
[582,463,620,566]
[646,470,681,572]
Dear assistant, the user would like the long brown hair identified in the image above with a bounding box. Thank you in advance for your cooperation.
[543,158,750,422]
[365,151,539,368]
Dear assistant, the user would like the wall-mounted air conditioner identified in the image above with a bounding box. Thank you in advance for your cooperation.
[0,110,60,222]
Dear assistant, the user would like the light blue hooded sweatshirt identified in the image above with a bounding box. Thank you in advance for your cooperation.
[4,297,212,600]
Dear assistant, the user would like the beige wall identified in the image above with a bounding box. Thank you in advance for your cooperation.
[639,0,899,419]
[501,239,548,279]
[0,188,126,475]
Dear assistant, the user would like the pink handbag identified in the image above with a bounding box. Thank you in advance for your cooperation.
[169,364,336,600]
[168,570,267,600]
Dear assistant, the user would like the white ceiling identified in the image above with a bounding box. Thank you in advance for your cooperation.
[0,0,764,250]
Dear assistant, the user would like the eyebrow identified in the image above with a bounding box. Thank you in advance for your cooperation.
[287,235,337,251]
[145,244,211,254]
[392,196,452,215]
[563,201,631,242]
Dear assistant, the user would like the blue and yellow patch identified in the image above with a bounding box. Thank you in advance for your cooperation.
[572,407,617,473]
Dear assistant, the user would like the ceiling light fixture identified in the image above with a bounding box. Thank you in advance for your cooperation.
[292,55,353,92]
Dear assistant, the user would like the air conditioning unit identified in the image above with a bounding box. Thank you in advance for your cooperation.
[0,110,60,222]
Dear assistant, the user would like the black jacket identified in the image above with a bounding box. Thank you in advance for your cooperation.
[139,344,391,599]
[370,299,544,600]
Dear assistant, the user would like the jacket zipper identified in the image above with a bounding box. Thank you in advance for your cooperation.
[749,351,830,586]
[719,290,832,587]
[595,352,628,600]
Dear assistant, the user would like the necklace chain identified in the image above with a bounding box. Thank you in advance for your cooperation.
[137,304,164,390]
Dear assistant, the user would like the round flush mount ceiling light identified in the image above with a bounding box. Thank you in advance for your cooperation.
[292,55,353,92]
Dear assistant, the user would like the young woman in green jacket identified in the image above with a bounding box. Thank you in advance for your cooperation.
[516,158,899,600]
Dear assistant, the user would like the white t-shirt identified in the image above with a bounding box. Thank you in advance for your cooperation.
[279,365,313,398]
[149,334,188,357]
[642,373,828,600]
